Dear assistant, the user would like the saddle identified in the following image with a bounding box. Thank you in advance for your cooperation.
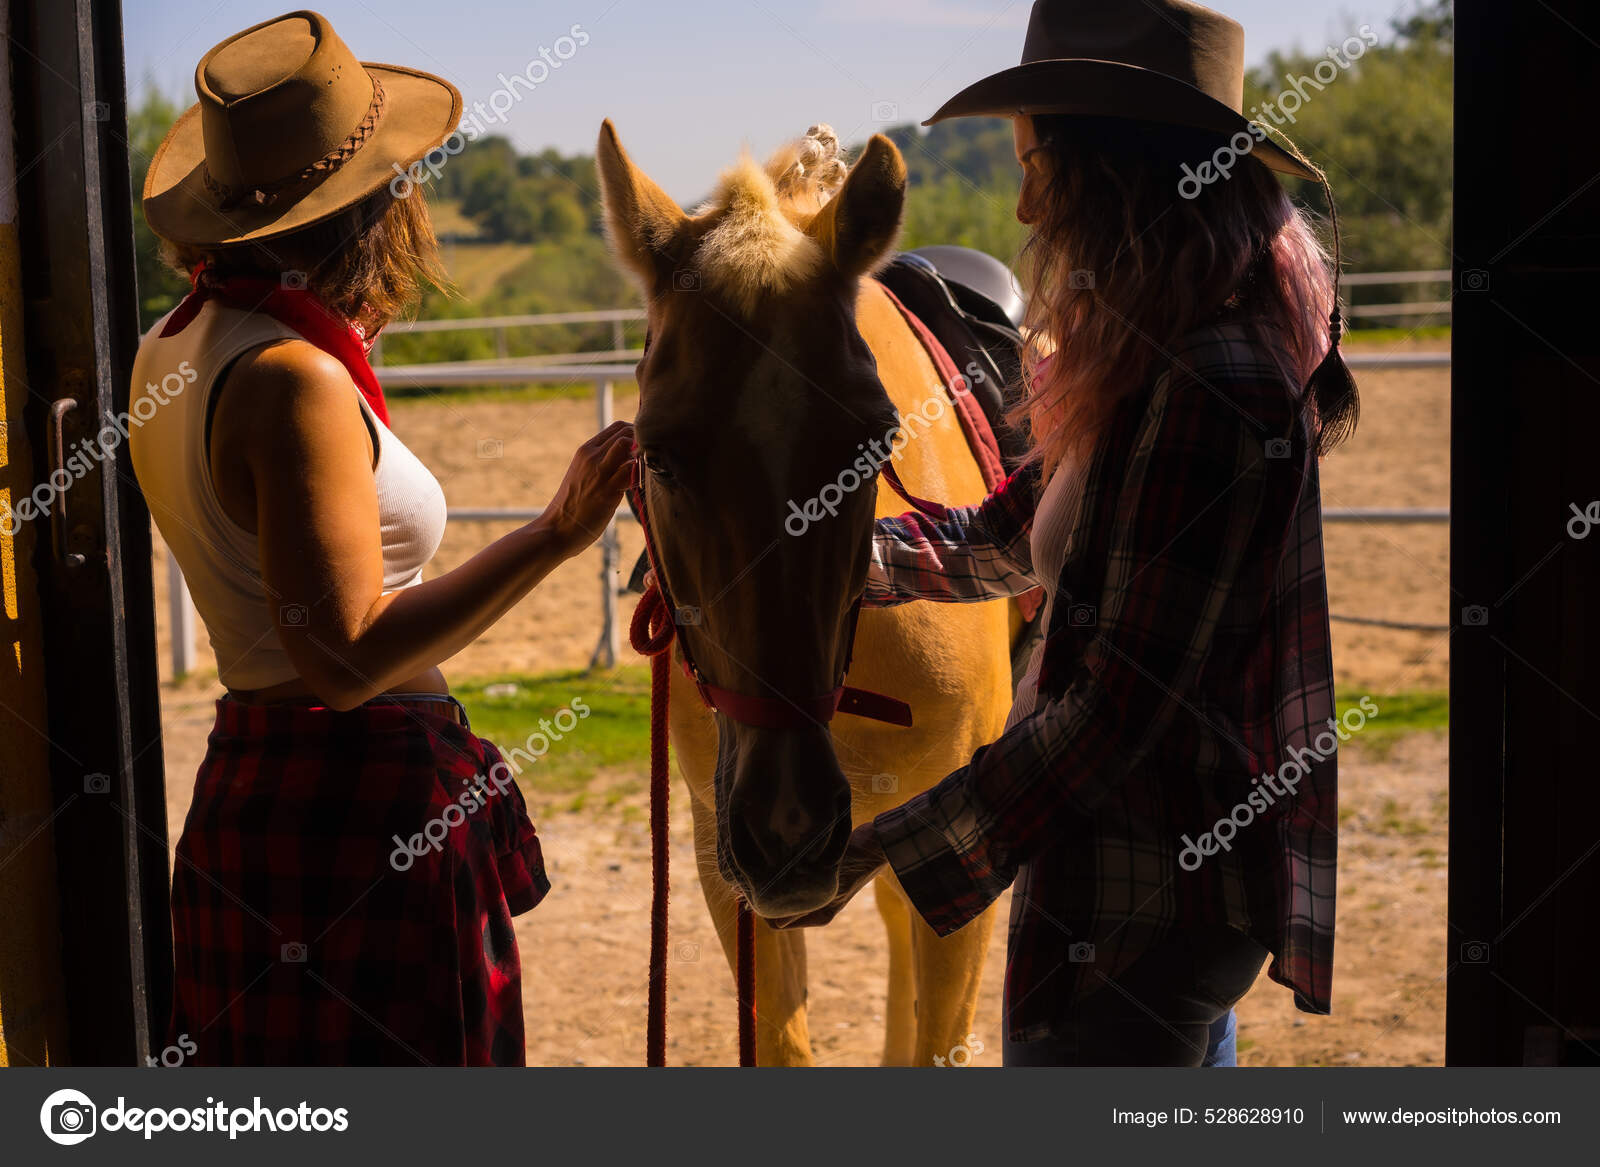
[876,246,1031,473]
[872,250,1046,650]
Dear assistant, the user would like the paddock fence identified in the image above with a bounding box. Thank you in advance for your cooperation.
[162,272,1456,677]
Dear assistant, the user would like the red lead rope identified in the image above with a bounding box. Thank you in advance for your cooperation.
[630,583,675,1067]
[628,510,758,1068]
[625,449,950,1068]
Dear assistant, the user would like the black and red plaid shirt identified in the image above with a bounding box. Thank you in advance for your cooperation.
[867,323,1338,1042]
[167,698,548,1065]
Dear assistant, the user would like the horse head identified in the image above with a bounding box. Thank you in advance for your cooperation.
[598,120,907,916]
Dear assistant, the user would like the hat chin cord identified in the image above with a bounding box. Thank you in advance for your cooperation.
[1261,126,1358,451]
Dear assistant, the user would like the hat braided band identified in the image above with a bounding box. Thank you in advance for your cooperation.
[203,74,387,211]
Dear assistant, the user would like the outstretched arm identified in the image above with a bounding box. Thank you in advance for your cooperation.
[232,341,634,709]
[779,364,1283,934]
[865,463,1041,606]
[874,378,1274,933]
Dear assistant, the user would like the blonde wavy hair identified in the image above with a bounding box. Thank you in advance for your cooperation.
[1014,115,1355,475]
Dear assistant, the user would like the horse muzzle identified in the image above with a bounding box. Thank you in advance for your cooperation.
[720,723,854,916]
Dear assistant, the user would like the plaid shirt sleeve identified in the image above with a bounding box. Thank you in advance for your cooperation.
[875,367,1274,936]
[864,465,1041,607]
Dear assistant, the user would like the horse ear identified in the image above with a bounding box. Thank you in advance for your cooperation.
[596,119,690,294]
[806,134,906,279]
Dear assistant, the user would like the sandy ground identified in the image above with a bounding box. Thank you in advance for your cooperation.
[150,340,1450,1065]
[156,690,1446,1067]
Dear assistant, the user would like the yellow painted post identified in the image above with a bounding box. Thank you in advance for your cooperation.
[0,0,71,1067]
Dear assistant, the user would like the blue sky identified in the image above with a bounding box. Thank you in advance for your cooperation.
[122,0,1410,200]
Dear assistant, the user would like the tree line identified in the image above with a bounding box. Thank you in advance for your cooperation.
[126,2,1451,340]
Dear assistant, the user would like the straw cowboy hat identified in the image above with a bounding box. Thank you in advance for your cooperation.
[924,0,1318,181]
[144,10,462,246]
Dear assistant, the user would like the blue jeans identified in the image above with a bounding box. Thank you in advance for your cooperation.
[1203,1009,1239,1066]
[1001,927,1265,1067]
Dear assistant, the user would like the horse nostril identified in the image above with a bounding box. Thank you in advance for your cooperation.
[728,802,777,870]
[773,803,819,852]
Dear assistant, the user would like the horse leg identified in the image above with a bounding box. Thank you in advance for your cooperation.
[873,873,919,1066]
[905,879,997,1068]
[689,790,814,1066]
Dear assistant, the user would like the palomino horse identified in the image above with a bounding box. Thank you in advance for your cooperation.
[597,121,1014,1066]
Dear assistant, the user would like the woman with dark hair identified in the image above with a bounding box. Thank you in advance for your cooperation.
[778,0,1351,1067]
[130,12,633,1065]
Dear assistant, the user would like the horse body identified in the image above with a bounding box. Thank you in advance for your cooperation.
[667,281,1012,1066]
[598,122,1013,1065]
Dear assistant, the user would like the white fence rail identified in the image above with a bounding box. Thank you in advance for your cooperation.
[164,271,1456,678]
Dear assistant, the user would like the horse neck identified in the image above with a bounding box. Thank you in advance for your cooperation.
[854,278,992,513]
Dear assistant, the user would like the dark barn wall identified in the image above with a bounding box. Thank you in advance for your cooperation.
[1451,0,1600,1065]
[3,0,170,1064]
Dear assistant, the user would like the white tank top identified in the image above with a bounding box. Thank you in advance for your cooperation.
[129,301,447,690]
[1007,454,1087,730]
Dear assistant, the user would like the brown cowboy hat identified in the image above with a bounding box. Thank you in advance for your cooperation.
[924,0,1318,181]
[144,10,462,246]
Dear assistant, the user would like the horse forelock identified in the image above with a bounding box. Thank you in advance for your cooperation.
[690,156,822,316]
[686,127,848,317]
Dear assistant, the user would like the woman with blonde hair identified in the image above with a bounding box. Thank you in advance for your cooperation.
[780,0,1351,1067]
[131,12,632,1065]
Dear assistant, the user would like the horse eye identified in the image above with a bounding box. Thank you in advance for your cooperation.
[643,450,675,483]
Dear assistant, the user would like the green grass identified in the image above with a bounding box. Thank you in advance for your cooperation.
[1345,325,1452,345]
[444,671,1446,809]
[1335,691,1448,759]
[388,380,639,407]
[446,674,1445,796]
[452,667,654,796]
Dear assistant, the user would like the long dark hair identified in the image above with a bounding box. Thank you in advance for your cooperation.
[1013,115,1357,472]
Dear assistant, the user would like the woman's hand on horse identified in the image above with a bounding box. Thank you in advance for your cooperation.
[539,420,636,555]
[771,822,887,930]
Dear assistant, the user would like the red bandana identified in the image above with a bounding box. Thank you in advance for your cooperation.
[160,267,391,426]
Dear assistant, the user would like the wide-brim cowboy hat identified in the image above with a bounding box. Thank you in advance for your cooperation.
[923,0,1318,181]
[144,10,462,247]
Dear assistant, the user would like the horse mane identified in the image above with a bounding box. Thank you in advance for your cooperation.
[690,125,848,315]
